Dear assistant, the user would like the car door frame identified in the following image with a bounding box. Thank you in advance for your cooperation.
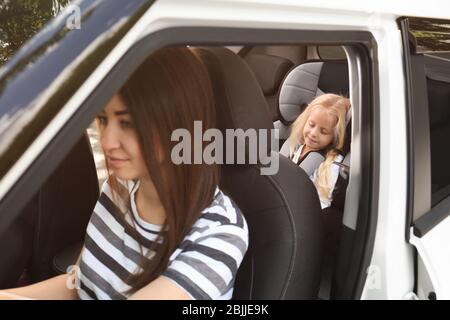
[400,16,450,299]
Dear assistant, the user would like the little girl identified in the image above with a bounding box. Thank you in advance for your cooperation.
[287,93,350,209]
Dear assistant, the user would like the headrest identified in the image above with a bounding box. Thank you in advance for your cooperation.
[279,60,349,124]
[245,54,294,95]
[197,47,274,159]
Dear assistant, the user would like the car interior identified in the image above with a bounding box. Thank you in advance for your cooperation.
[0,43,357,299]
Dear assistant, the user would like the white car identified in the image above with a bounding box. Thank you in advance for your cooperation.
[0,0,449,300]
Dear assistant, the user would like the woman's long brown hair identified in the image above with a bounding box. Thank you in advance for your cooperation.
[107,47,219,293]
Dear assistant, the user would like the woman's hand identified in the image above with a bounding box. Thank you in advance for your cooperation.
[0,274,78,300]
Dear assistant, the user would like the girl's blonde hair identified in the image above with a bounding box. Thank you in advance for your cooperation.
[288,93,350,203]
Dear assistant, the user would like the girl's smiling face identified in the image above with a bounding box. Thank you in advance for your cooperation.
[302,106,337,152]
[97,94,149,181]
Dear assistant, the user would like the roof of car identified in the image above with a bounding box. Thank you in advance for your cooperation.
[226,0,450,19]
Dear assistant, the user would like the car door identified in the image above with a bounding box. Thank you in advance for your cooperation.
[1,0,379,298]
[401,17,450,300]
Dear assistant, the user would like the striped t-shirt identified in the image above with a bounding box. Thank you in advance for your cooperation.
[76,179,248,300]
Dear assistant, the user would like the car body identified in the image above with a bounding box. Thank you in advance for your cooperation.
[0,0,449,299]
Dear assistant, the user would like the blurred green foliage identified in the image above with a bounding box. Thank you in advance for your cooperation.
[0,0,70,65]
[409,17,450,53]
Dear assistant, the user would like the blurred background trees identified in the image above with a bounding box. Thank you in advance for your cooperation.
[0,0,71,65]
[409,18,450,53]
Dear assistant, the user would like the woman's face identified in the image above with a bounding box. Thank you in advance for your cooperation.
[302,106,337,151]
[97,94,149,181]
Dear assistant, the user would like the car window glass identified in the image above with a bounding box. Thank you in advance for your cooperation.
[410,18,450,206]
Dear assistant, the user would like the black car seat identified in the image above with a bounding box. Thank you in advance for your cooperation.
[0,133,99,287]
[198,47,325,299]
[28,133,99,282]
[275,60,350,298]
[244,53,294,121]
[0,210,34,288]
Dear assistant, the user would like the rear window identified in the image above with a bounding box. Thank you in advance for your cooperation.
[409,17,450,206]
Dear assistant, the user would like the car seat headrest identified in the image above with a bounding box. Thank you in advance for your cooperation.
[279,60,349,124]
[197,47,274,160]
[245,53,294,96]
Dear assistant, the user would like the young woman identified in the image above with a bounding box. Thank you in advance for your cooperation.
[287,93,350,209]
[0,47,249,300]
